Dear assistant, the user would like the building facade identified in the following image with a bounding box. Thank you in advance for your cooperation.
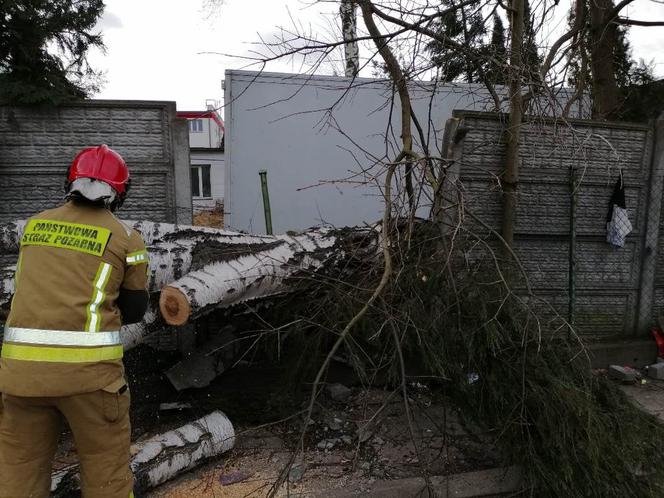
[177,106,225,214]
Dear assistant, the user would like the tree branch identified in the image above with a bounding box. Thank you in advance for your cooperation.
[366,1,501,110]
[615,17,664,26]
[608,0,638,20]
[540,0,585,80]
[359,0,416,210]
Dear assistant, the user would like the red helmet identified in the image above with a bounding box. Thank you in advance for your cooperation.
[68,144,130,195]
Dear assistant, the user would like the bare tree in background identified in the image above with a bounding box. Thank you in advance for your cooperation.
[340,0,360,76]
[197,2,664,496]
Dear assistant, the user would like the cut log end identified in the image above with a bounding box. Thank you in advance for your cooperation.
[159,287,191,326]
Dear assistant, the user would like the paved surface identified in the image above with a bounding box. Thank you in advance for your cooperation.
[621,378,664,421]
[323,467,522,498]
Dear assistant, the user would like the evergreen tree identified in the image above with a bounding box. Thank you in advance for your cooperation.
[484,14,507,85]
[427,5,537,89]
[0,0,105,105]
[612,25,653,88]
[522,0,542,86]
[566,2,654,118]
[427,0,487,83]
[613,25,633,90]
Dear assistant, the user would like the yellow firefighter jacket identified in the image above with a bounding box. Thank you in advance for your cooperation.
[0,201,148,397]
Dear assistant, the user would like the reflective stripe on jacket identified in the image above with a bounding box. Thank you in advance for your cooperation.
[0,201,148,397]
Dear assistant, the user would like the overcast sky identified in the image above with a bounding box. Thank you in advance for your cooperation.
[89,0,664,111]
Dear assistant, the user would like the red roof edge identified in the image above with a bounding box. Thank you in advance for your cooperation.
[177,111,225,134]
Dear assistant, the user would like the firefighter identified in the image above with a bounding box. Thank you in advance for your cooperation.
[0,144,149,498]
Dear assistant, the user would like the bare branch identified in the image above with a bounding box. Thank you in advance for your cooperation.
[539,0,585,79]
[364,1,501,108]
[615,17,664,26]
[608,0,639,20]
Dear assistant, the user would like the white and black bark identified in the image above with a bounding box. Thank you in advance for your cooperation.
[0,221,379,334]
[341,0,360,77]
[52,410,235,496]
[159,226,379,325]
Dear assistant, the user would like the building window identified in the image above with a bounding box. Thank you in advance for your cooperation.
[191,165,211,198]
[189,119,203,133]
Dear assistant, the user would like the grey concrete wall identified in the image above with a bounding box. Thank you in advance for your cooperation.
[453,111,653,340]
[0,100,192,224]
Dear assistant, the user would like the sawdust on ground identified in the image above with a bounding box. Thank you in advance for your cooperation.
[193,206,224,228]
[146,388,500,497]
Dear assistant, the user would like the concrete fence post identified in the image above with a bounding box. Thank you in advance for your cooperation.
[435,117,466,233]
[637,113,664,333]
[172,118,193,225]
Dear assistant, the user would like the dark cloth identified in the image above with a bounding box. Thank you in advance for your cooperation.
[606,172,632,247]
[117,288,149,325]
[607,174,626,222]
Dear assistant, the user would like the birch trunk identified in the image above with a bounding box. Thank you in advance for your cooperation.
[340,0,359,77]
[1,220,379,333]
[0,220,237,253]
[132,410,235,490]
[0,221,294,305]
[119,309,159,351]
[0,220,27,254]
[52,411,235,495]
[159,228,345,325]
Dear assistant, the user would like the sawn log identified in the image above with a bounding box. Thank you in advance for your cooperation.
[51,410,235,495]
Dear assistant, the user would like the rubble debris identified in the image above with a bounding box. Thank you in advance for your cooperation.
[219,471,252,486]
[327,383,352,402]
[288,463,306,483]
[317,438,340,450]
[165,351,223,391]
[647,363,664,380]
[159,402,192,411]
[357,424,374,443]
[609,365,638,383]
[328,417,343,431]
[372,436,385,446]
[163,326,238,390]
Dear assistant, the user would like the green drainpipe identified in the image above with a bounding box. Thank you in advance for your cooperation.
[259,170,273,235]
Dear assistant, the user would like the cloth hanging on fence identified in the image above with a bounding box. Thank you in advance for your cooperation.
[606,173,632,247]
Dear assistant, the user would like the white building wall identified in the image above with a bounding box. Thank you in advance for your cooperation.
[191,150,224,212]
[188,119,209,148]
[188,117,223,148]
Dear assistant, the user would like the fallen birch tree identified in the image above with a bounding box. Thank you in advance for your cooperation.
[0,220,380,348]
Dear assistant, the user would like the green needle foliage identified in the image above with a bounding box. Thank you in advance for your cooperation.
[0,0,105,105]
